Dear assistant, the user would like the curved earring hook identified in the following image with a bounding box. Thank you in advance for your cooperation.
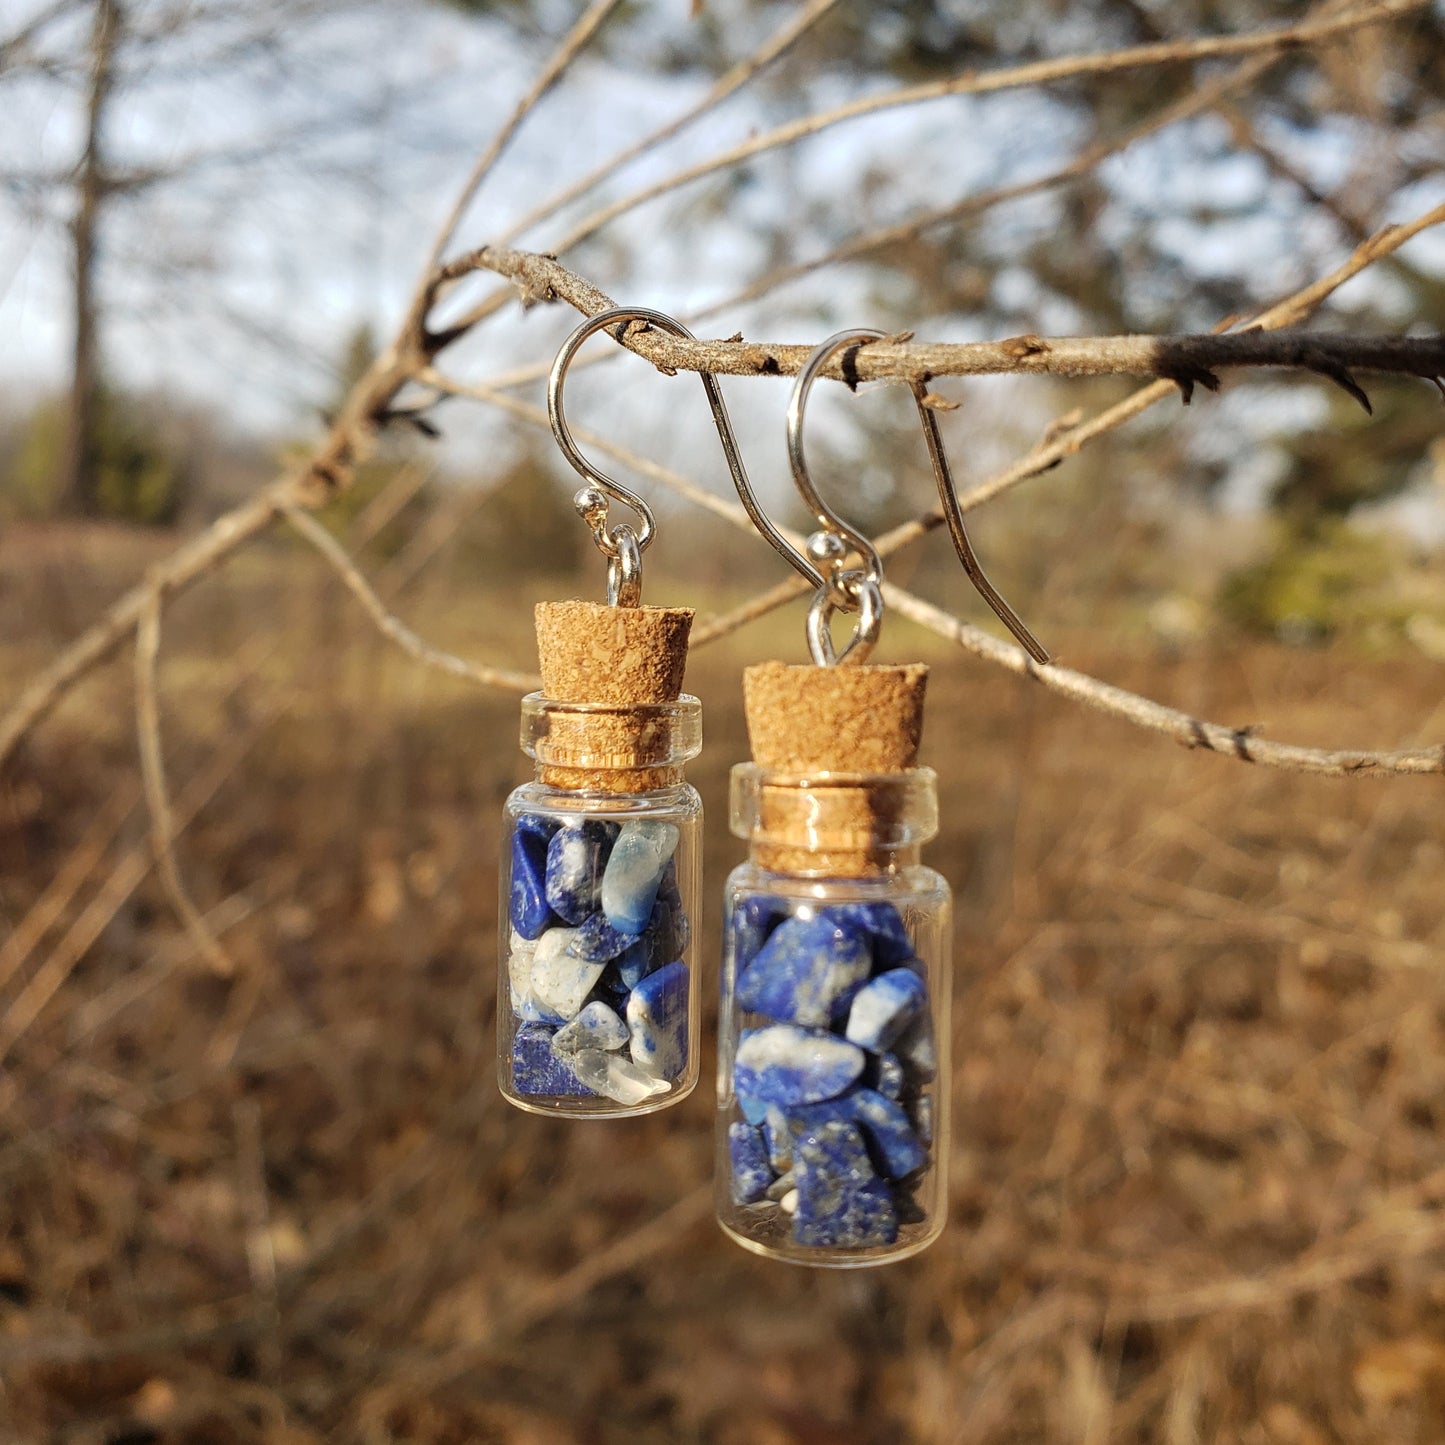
[548,305,760,608]
[789,327,1050,667]
[787,328,887,599]
[785,328,894,666]
[907,378,1050,664]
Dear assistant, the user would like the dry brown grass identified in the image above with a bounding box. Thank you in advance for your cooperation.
[2,521,1444,1444]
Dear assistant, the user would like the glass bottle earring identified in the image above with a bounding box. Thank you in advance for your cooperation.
[714,328,1050,1264]
[498,306,751,1117]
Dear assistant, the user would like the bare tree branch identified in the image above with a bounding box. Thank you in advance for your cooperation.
[450,46,1288,397]
[281,505,539,693]
[493,0,842,248]
[688,48,1287,323]
[4,23,1442,788]
[134,595,236,976]
[443,237,1445,401]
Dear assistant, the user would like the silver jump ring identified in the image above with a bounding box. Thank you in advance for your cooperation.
[606,525,643,608]
[807,573,882,667]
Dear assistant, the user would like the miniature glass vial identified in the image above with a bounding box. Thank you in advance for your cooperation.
[716,765,950,1265]
[499,695,702,1117]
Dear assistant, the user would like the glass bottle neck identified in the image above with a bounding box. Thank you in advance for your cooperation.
[731,764,937,880]
[520,692,701,793]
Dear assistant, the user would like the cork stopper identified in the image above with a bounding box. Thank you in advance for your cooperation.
[537,600,691,705]
[532,601,695,792]
[743,661,927,773]
[741,662,930,876]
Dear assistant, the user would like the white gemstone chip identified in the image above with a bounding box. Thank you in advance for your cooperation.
[529,927,604,1020]
[569,1049,671,1105]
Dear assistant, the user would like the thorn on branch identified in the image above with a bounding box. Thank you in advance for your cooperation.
[424,323,470,354]
[1309,355,1372,414]
[375,407,442,439]
[1154,351,1222,405]
[309,461,347,493]
[725,331,743,344]
[519,278,557,309]
[920,391,960,411]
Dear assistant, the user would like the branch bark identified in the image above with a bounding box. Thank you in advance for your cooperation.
[443,240,1445,405]
[281,505,539,693]
[134,594,236,976]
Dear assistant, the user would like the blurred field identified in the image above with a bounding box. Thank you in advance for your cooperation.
[2,519,1445,1445]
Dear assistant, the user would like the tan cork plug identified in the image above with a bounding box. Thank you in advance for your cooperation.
[743,660,928,775]
[742,661,930,874]
[533,601,694,791]
[536,600,692,705]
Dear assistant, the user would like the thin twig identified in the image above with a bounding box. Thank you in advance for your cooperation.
[134,593,236,976]
[885,586,1445,778]
[280,505,539,693]
[687,49,1285,323]
[418,0,624,276]
[493,0,841,249]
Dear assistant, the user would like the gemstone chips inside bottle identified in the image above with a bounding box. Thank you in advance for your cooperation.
[499,602,701,1118]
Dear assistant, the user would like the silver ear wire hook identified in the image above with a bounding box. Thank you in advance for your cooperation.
[549,305,757,609]
[785,329,892,667]
[907,379,1051,665]
[787,330,887,599]
[789,327,1050,667]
